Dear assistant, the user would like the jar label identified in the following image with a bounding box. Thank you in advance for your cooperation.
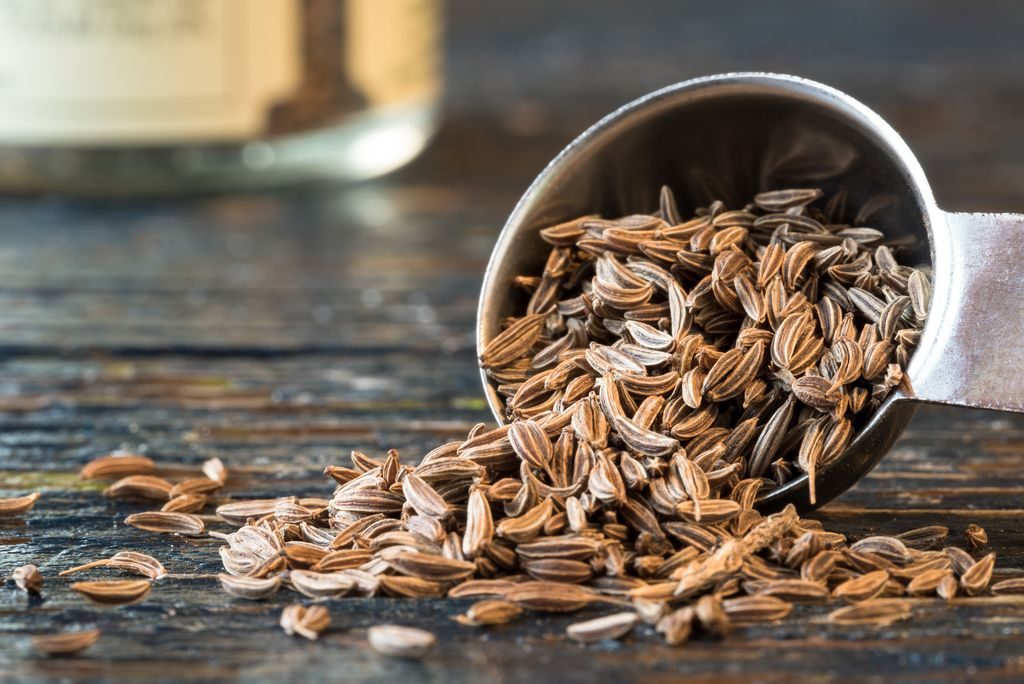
[0,0,302,144]
[345,0,442,109]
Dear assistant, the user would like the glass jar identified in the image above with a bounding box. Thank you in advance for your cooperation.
[0,0,443,194]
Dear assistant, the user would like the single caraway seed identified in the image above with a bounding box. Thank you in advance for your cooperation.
[484,186,929,504]
[722,595,793,622]
[454,599,524,626]
[218,573,282,600]
[70,579,152,606]
[81,453,156,480]
[990,578,1024,596]
[280,604,330,640]
[65,186,992,650]
[31,629,101,656]
[827,599,912,626]
[60,551,166,580]
[12,564,43,593]
[0,492,40,517]
[368,625,437,659]
[215,498,298,525]
[163,493,208,513]
[965,524,988,550]
[203,457,228,484]
[104,475,174,501]
[288,570,356,598]
[124,511,205,536]
[833,570,889,603]
[566,612,639,642]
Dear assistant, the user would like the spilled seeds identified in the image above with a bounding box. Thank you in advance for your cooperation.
[19,187,1023,657]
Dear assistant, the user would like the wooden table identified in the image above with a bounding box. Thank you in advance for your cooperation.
[3,2,1024,681]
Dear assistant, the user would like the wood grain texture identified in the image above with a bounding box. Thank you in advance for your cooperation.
[3,1,1024,681]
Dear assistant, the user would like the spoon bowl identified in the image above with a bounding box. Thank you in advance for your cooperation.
[477,73,1024,511]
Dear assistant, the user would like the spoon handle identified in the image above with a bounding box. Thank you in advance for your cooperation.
[910,211,1024,412]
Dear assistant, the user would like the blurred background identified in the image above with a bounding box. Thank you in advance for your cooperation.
[441,0,1024,210]
[1,1,1022,199]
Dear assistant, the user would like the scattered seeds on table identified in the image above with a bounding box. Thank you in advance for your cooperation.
[57,186,1003,650]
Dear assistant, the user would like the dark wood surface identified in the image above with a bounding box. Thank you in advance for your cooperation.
[3,2,1024,682]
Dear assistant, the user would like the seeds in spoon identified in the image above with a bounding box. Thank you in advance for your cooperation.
[833,570,890,603]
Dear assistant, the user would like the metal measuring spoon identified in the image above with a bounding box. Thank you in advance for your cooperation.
[477,72,1024,511]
